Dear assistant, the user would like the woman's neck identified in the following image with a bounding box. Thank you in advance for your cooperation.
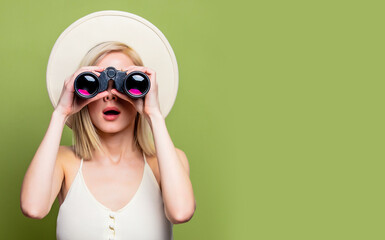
[93,125,142,165]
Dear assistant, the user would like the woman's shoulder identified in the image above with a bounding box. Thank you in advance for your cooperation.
[147,147,189,176]
[57,145,81,169]
[58,145,75,154]
[57,145,77,159]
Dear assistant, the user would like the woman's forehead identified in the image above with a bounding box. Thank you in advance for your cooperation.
[96,52,134,70]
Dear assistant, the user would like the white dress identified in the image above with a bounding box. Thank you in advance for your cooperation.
[56,152,173,240]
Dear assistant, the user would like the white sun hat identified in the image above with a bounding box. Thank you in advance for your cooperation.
[46,10,179,128]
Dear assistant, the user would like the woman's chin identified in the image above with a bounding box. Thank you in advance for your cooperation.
[95,123,131,135]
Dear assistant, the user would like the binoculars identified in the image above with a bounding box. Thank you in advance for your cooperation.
[74,66,151,99]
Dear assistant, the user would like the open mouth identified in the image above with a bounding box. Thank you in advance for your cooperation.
[102,107,121,121]
[102,107,121,118]
[103,110,120,115]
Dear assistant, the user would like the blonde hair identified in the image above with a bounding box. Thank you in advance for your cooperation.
[70,41,156,160]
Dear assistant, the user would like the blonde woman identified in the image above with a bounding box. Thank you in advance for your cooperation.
[20,12,195,240]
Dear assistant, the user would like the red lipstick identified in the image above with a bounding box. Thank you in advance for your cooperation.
[102,106,121,121]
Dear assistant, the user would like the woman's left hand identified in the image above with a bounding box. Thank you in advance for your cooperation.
[111,66,161,120]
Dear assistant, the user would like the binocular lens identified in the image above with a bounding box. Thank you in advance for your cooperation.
[125,73,149,97]
[75,74,99,97]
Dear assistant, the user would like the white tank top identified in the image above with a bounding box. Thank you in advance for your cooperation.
[56,152,173,240]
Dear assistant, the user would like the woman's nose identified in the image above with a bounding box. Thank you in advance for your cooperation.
[103,80,117,101]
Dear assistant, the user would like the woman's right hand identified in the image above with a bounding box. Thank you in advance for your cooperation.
[54,66,109,118]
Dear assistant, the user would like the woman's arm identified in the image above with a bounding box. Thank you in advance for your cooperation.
[20,66,107,219]
[148,112,196,224]
[20,110,68,219]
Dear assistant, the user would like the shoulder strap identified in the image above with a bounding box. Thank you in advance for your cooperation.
[79,158,84,170]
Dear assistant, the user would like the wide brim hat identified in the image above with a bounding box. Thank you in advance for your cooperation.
[46,10,179,128]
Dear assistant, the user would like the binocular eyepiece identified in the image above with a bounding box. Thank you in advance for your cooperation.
[74,66,151,99]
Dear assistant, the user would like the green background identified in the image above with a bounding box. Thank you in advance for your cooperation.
[1,0,383,239]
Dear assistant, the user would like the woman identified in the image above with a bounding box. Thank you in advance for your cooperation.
[20,12,195,240]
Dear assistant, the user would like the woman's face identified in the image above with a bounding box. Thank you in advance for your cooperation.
[87,51,137,134]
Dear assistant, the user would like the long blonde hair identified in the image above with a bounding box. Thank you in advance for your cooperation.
[70,41,156,160]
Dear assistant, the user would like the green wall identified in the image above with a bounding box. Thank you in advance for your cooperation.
[1,0,383,239]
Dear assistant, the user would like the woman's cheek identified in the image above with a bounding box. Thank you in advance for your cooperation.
[87,106,101,125]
